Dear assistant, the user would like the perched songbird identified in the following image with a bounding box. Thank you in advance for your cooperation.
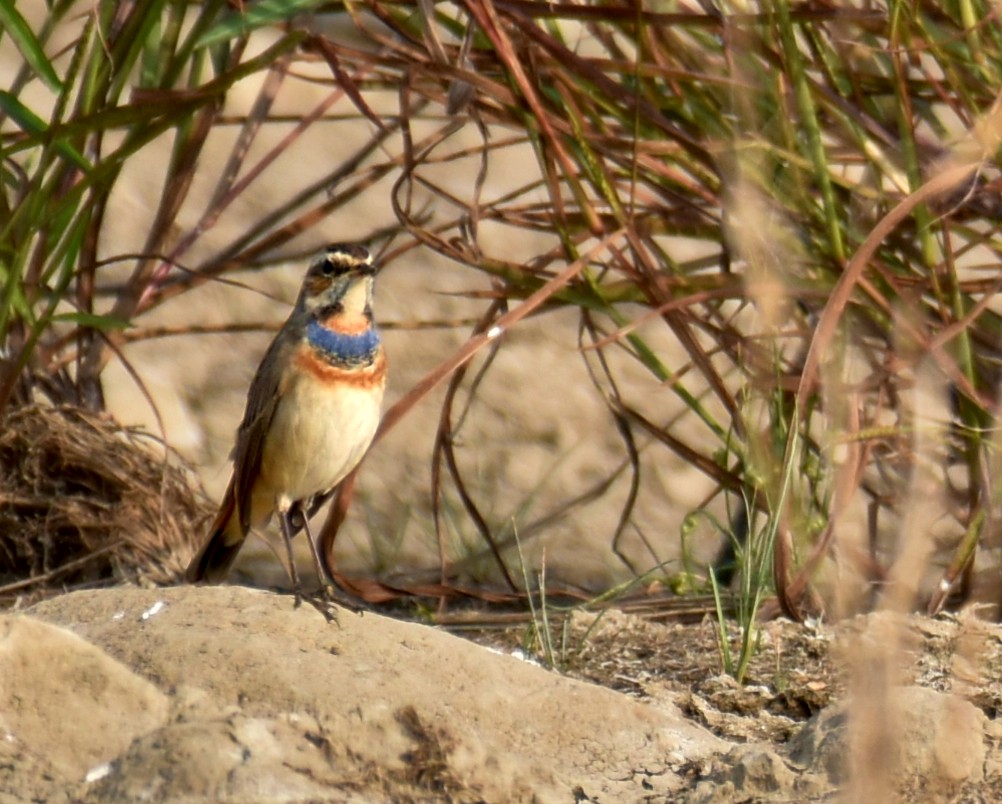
[186,244,386,597]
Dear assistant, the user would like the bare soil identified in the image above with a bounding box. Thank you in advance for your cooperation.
[3,585,1002,802]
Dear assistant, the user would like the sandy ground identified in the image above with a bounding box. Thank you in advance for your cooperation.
[2,585,1001,802]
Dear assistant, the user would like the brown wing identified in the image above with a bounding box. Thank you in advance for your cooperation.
[231,326,298,530]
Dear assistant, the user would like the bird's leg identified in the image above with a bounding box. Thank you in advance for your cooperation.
[278,508,305,609]
[299,511,365,615]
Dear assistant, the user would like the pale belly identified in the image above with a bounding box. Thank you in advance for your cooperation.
[255,370,384,515]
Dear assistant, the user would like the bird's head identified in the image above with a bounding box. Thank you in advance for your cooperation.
[299,243,376,319]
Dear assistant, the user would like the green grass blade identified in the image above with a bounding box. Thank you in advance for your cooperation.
[196,0,328,48]
[773,0,845,262]
[0,91,91,172]
[50,311,131,330]
[0,1,63,91]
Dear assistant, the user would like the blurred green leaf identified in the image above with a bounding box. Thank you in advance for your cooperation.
[196,0,329,48]
[50,311,131,330]
[0,91,91,172]
[0,89,48,134]
[0,1,63,91]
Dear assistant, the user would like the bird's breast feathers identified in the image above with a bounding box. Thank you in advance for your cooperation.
[261,341,385,505]
[293,339,386,388]
[305,318,381,368]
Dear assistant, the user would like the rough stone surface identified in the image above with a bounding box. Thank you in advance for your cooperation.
[3,586,998,802]
[788,684,987,796]
[0,615,168,780]
[17,586,724,801]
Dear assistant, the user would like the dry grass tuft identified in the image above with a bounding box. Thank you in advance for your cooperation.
[0,404,211,604]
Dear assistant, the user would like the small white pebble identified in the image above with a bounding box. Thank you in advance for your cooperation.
[938,578,952,592]
[486,325,504,340]
[140,601,166,621]
[85,763,111,783]
[112,611,125,621]
[509,648,543,667]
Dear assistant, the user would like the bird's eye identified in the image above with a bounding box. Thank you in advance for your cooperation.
[322,258,347,276]
[315,244,370,278]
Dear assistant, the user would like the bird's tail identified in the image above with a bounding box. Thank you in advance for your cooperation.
[185,480,247,583]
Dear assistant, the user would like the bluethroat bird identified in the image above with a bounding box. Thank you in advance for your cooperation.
[185,244,386,602]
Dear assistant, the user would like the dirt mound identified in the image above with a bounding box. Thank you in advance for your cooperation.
[3,586,999,801]
[8,586,721,801]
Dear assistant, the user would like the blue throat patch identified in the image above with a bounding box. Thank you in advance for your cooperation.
[307,318,380,365]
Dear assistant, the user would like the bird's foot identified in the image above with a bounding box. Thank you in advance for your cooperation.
[318,579,367,616]
[292,581,367,623]
[288,588,335,622]
[301,591,340,623]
